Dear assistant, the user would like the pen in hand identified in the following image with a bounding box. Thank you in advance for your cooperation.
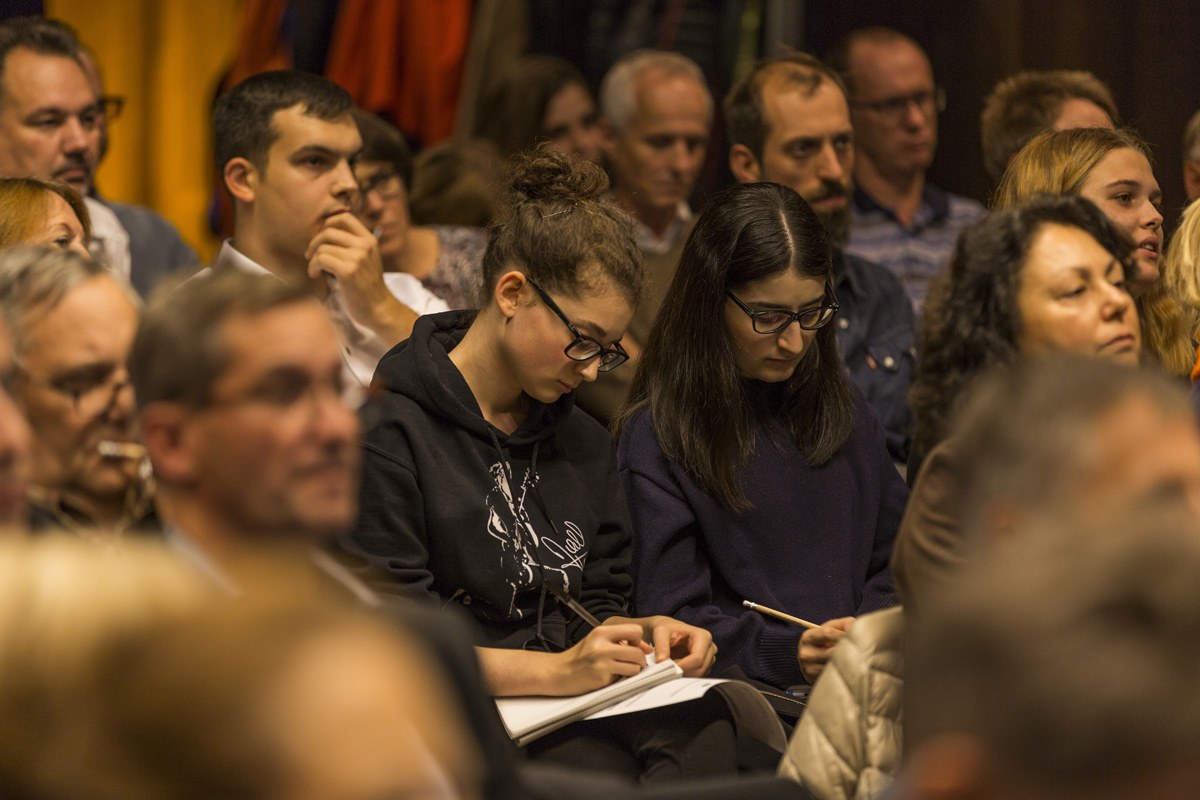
[742,599,819,630]
[547,583,602,627]
[547,583,653,657]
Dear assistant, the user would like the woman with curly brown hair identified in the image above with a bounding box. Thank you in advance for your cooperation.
[896,194,1141,608]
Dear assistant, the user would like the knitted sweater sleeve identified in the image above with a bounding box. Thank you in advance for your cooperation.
[619,415,805,688]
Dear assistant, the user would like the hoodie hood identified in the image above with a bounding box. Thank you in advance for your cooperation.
[349,310,633,650]
[373,310,574,447]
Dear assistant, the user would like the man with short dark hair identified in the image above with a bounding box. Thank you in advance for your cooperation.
[0,16,197,296]
[210,70,445,397]
[826,28,985,312]
[726,52,916,463]
[980,69,1117,185]
[132,270,360,556]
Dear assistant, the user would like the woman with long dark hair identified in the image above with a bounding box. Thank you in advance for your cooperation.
[337,149,797,781]
[615,182,906,691]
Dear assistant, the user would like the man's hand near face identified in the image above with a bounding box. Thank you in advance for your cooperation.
[305,211,418,346]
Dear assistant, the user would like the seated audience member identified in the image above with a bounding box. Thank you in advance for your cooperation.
[130,270,527,800]
[780,355,1200,800]
[131,272,360,571]
[353,110,487,310]
[210,70,444,395]
[0,177,90,256]
[0,284,29,532]
[408,138,506,228]
[0,537,485,800]
[0,537,212,798]
[0,246,149,534]
[1163,198,1200,347]
[725,51,917,463]
[616,182,906,691]
[0,17,198,296]
[93,597,486,800]
[575,49,713,423]
[980,69,1117,185]
[475,54,606,165]
[825,28,985,313]
[339,149,799,782]
[1183,108,1200,202]
[994,126,1192,376]
[903,503,1200,800]
[900,196,1147,593]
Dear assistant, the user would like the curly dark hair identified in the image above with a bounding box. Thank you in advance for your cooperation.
[908,194,1136,474]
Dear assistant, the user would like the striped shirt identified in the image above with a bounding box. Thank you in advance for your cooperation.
[845,184,985,315]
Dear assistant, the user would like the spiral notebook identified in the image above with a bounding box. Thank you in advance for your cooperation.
[495,658,686,746]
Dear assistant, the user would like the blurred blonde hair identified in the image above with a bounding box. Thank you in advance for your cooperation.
[1164,198,1200,339]
[994,128,1194,376]
[0,537,211,797]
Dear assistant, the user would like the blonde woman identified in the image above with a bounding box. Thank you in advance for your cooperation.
[994,127,1193,376]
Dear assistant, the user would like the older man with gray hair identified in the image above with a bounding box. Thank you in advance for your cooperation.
[1182,109,1200,202]
[0,246,147,533]
[577,50,713,421]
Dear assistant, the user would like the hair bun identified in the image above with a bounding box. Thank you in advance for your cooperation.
[508,146,609,205]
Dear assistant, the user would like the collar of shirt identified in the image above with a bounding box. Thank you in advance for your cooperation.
[852,183,950,230]
[631,202,692,255]
[212,241,378,397]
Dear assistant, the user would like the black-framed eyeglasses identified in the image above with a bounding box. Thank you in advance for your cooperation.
[15,362,129,416]
[725,288,839,334]
[99,95,125,121]
[356,168,405,200]
[849,87,946,121]
[526,277,629,372]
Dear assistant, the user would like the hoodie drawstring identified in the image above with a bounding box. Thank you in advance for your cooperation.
[486,427,556,651]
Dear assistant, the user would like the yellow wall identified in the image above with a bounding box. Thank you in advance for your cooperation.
[46,0,243,261]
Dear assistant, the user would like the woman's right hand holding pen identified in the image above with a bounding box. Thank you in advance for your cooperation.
[798,616,855,683]
[554,623,650,696]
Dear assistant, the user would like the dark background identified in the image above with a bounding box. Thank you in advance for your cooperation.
[803,0,1200,220]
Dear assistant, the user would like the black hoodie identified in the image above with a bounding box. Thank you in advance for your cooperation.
[340,311,633,651]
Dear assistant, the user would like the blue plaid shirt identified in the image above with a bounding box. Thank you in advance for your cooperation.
[845,183,985,315]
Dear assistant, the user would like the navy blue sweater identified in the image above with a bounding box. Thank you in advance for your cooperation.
[618,394,906,689]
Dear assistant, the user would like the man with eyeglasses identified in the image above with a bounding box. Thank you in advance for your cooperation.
[826,28,985,313]
[726,52,917,464]
[0,17,198,298]
[0,246,149,534]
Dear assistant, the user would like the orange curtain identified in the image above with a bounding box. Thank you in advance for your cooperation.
[46,0,243,262]
[325,0,472,146]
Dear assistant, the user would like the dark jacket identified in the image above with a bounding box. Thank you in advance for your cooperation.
[339,311,634,650]
[834,251,917,465]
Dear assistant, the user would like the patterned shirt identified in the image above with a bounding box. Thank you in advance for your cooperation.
[845,184,985,315]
